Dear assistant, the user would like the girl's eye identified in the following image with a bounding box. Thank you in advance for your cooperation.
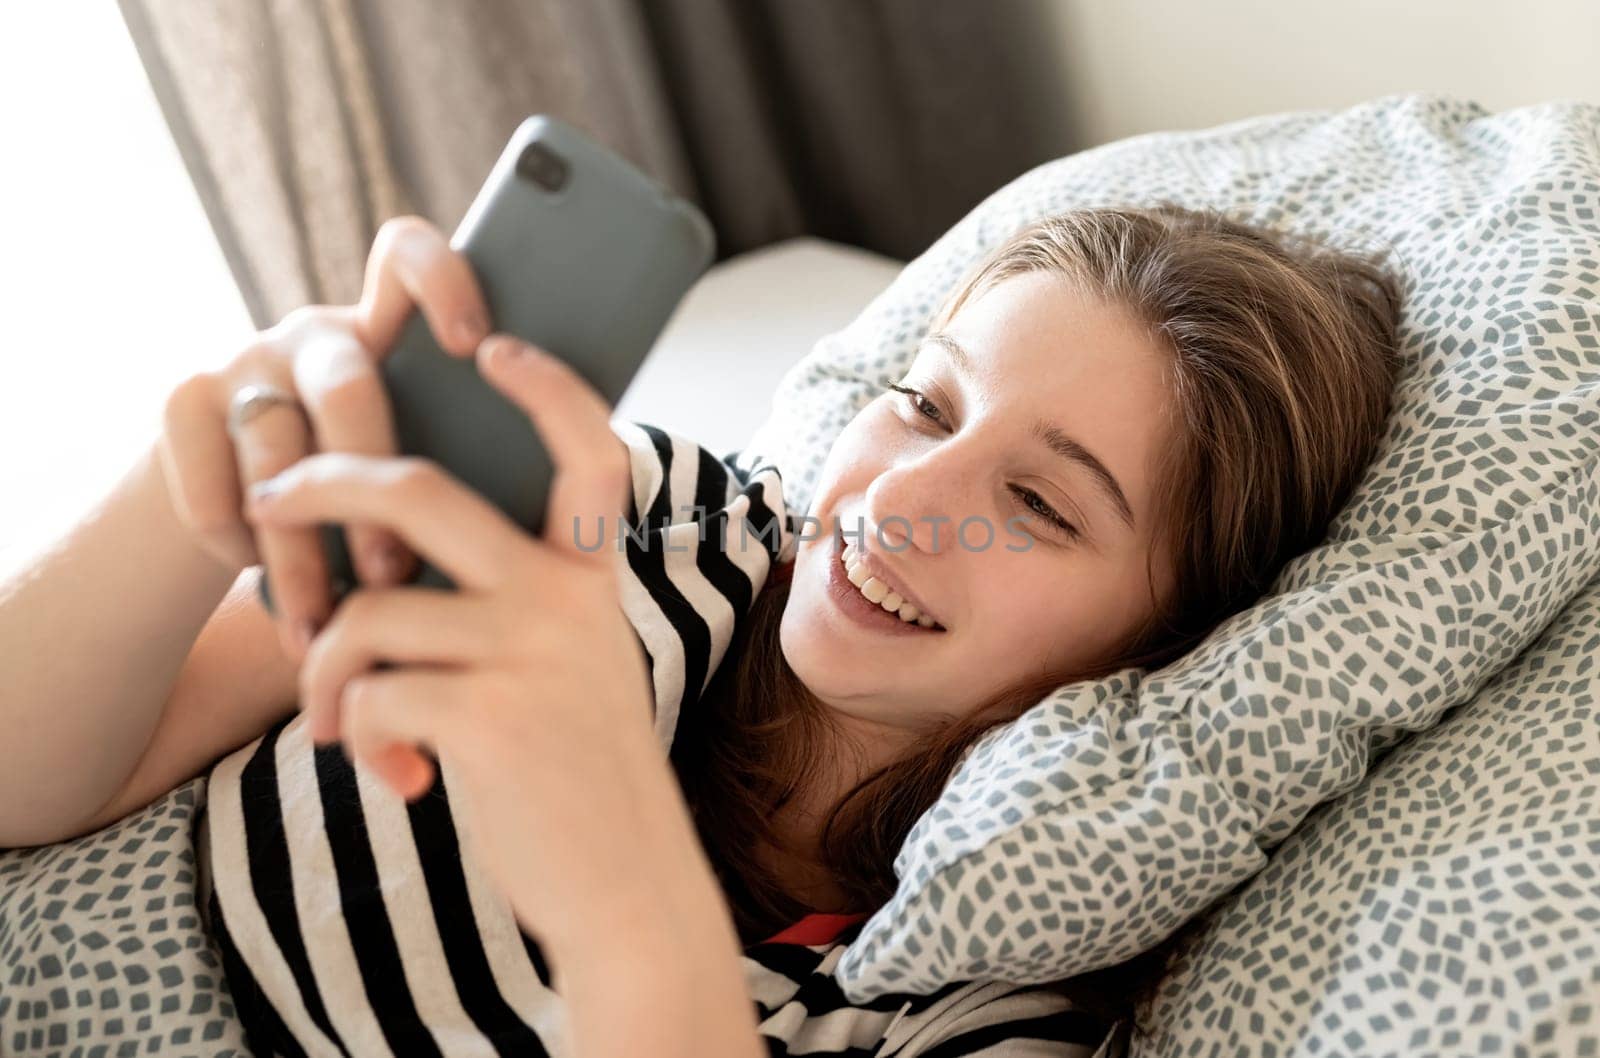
[886,382,944,425]
[1011,486,1081,541]
[887,382,1082,542]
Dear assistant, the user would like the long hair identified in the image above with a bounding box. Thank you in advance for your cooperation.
[670,203,1405,993]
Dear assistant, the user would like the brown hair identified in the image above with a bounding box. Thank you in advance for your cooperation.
[670,203,1404,999]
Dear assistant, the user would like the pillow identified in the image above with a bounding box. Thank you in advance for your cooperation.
[1134,562,1600,1056]
[732,91,1600,1001]
[0,779,250,1055]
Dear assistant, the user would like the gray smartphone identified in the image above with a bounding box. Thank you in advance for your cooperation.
[259,114,715,615]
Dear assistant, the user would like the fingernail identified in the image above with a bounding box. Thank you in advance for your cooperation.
[457,310,490,349]
[369,542,403,582]
[248,479,285,504]
[487,335,520,362]
[498,335,552,363]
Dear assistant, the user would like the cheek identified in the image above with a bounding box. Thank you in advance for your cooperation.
[963,559,1102,676]
[971,577,1067,653]
[968,555,1152,679]
[806,407,896,520]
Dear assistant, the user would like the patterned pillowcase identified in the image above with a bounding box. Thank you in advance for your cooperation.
[0,779,250,1056]
[1133,565,1600,1057]
[733,91,1600,1001]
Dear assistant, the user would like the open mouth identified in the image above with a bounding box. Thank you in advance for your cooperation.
[824,527,947,635]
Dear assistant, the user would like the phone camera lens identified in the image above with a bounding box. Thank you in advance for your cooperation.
[517,143,569,192]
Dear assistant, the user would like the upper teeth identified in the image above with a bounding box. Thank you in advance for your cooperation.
[842,542,939,628]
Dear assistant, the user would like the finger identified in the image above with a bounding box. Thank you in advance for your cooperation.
[244,453,552,594]
[289,319,417,588]
[341,668,459,802]
[370,742,438,803]
[298,584,502,745]
[355,216,491,358]
[477,336,631,560]
[225,378,332,658]
[160,373,259,570]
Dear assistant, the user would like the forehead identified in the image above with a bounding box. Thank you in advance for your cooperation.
[936,272,1167,398]
[929,271,1173,517]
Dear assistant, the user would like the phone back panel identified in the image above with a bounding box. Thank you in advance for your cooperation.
[389,115,713,543]
[272,116,714,607]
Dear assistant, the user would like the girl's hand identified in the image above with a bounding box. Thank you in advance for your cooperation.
[241,334,666,939]
[157,215,491,662]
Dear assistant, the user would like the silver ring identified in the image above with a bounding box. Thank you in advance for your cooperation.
[226,383,304,441]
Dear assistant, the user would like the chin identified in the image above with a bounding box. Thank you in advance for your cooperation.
[778,596,878,698]
[778,597,840,690]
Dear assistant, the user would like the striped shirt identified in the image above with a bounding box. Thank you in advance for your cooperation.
[197,421,1120,1057]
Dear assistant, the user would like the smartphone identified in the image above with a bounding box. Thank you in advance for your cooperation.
[259,114,715,615]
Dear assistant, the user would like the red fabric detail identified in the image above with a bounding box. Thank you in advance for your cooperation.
[759,911,870,946]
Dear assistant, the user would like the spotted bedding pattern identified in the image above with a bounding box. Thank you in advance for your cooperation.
[0,779,249,1055]
[4,91,1599,1056]
[732,91,1600,1026]
[1132,555,1600,1055]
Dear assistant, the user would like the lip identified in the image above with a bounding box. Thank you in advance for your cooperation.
[824,527,946,636]
[846,530,946,625]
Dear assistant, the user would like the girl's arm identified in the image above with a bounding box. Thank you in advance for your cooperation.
[0,441,243,845]
[0,217,499,849]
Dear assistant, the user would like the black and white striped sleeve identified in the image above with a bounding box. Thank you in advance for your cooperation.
[609,420,797,752]
[881,981,1119,1057]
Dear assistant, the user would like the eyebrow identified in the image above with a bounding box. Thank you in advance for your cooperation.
[922,331,1138,532]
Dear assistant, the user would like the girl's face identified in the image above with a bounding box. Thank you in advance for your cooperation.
[780,271,1177,735]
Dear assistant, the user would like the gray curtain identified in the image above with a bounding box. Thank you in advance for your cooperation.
[116,0,1070,331]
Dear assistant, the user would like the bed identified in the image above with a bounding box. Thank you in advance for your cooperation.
[5,91,1599,1058]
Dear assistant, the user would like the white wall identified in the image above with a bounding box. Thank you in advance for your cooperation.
[1019,0,1598,151]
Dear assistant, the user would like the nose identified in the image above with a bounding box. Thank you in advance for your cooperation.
[863,442,980,556]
